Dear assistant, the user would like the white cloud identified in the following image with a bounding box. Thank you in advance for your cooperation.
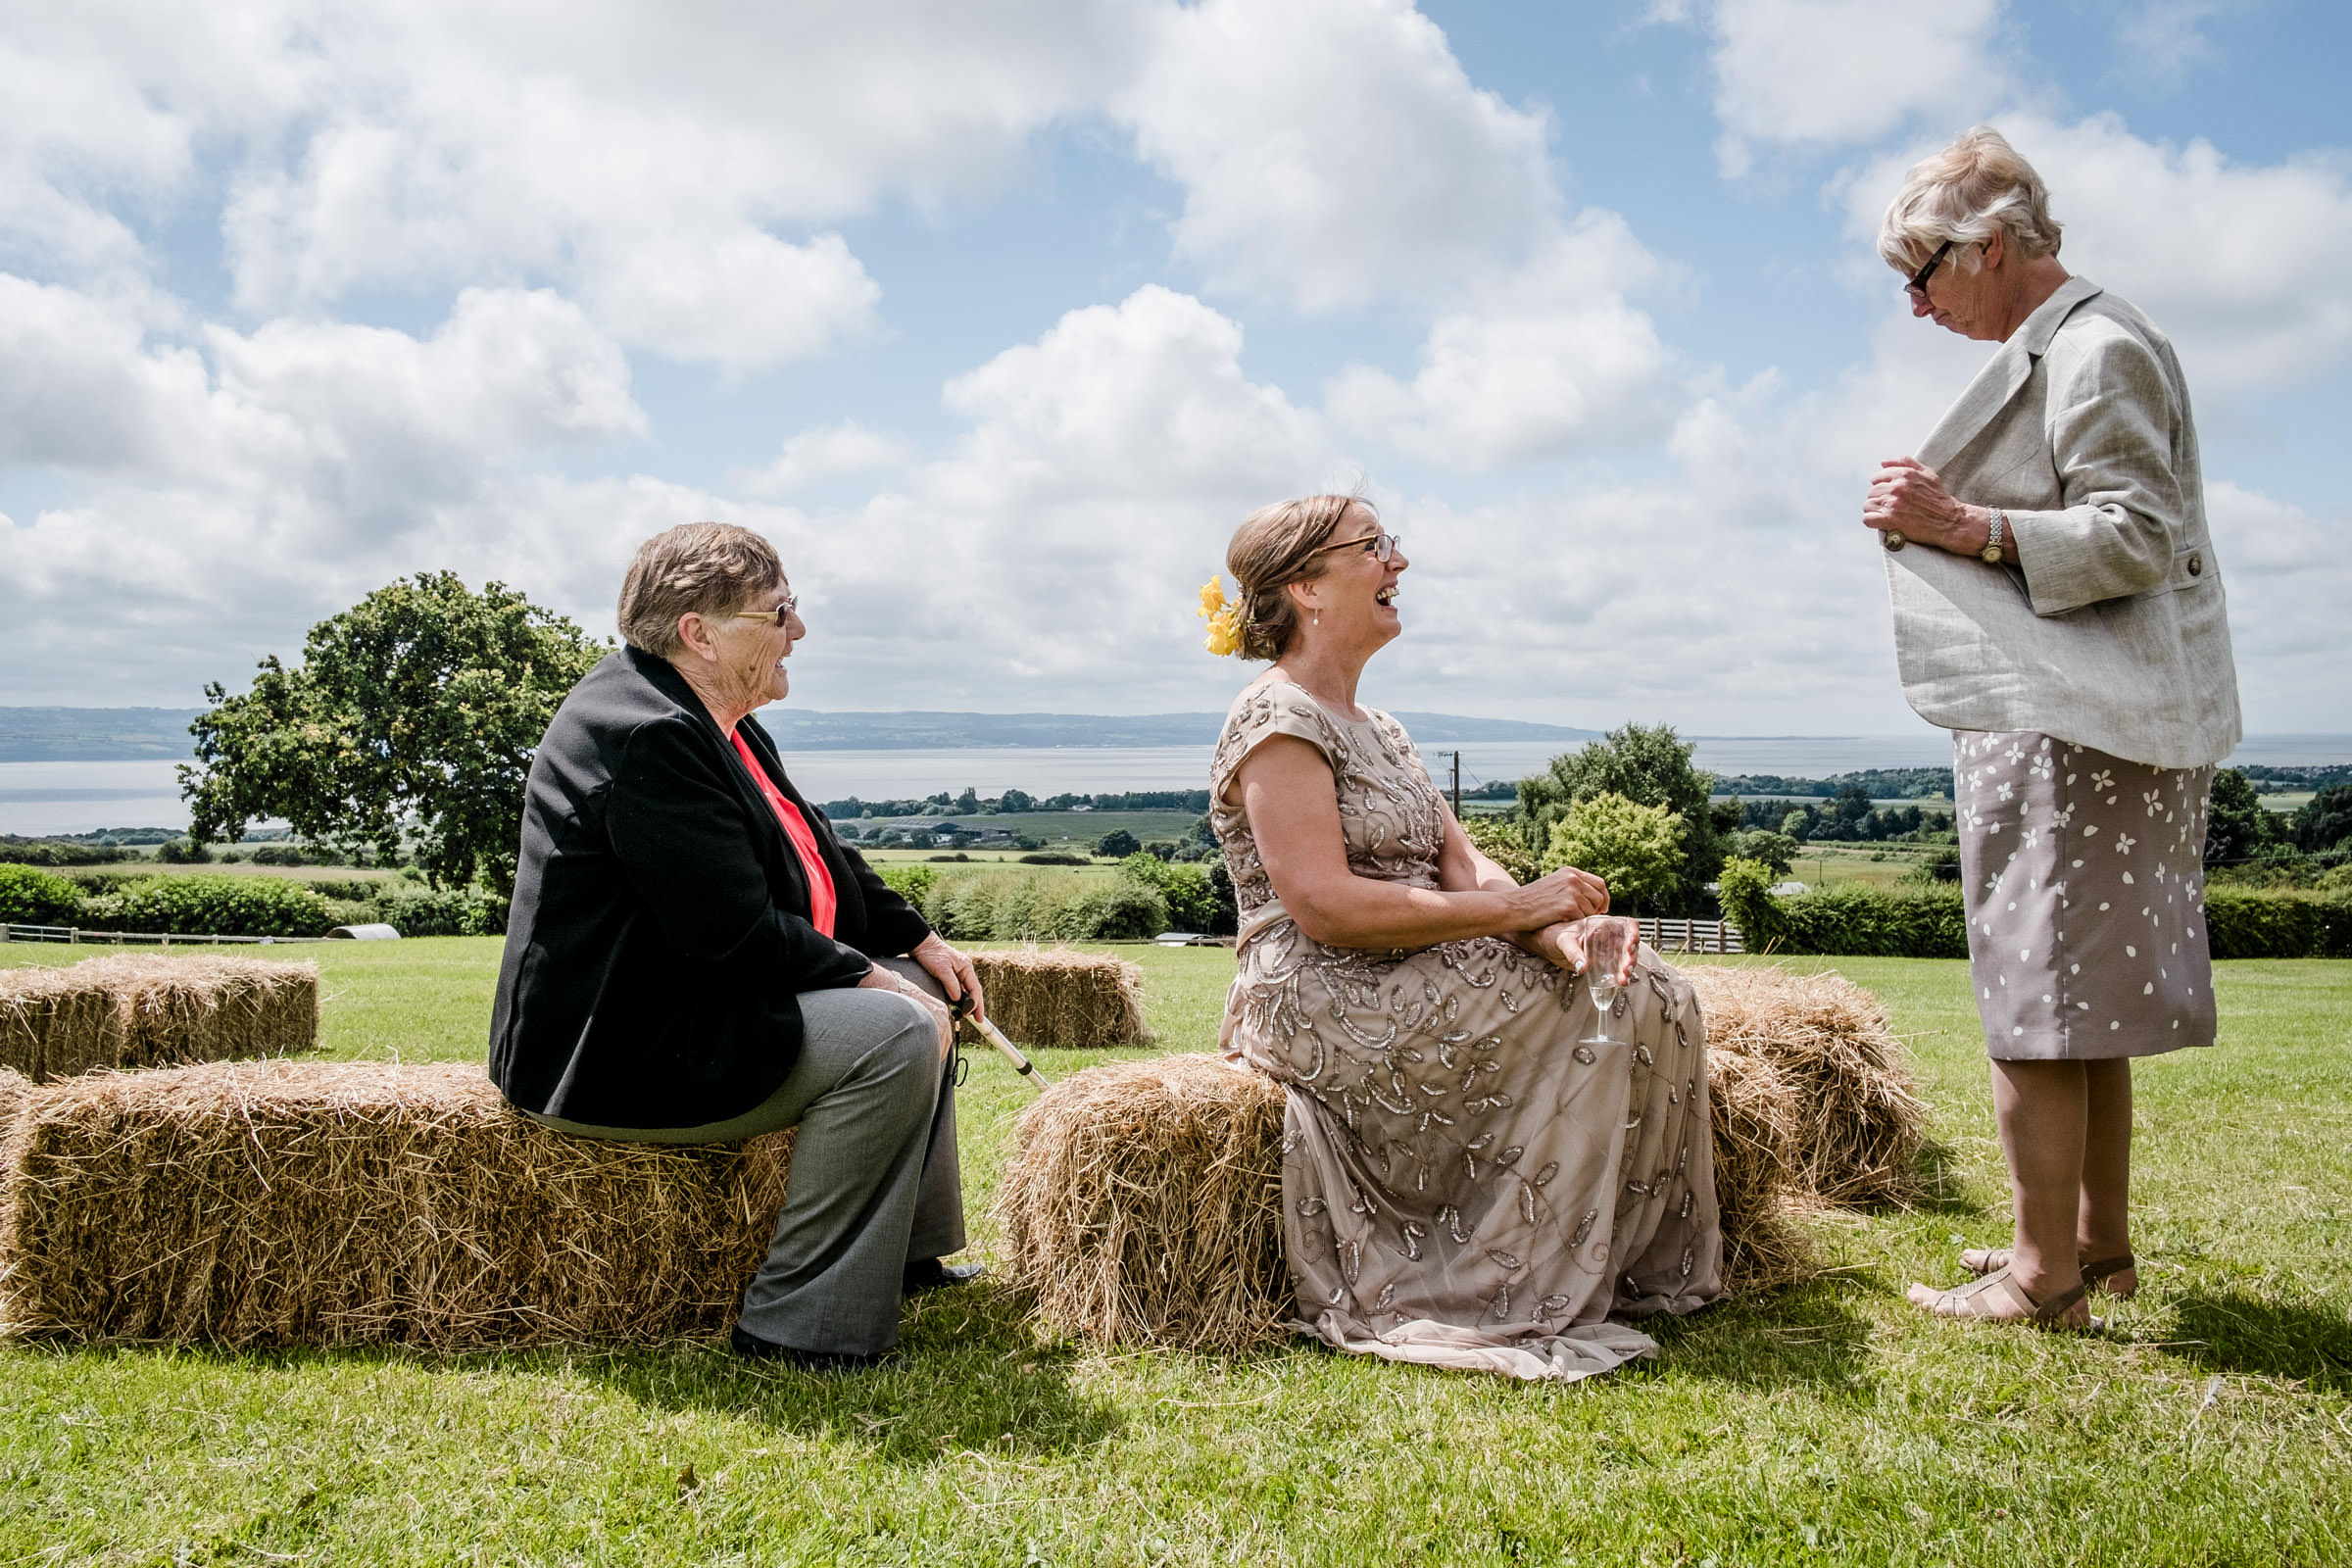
[1682,0,2016,176]
[7,1,1143,370]
[2111,1,2223,91]
[740,421,917,497]
[1112,0,1556,311]
[0,282,646,698]
[1841,113,2352,393]
[2200,481,2352,729]
[1325,214,1678,469]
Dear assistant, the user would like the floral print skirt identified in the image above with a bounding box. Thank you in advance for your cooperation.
[1954,731,2217,1061]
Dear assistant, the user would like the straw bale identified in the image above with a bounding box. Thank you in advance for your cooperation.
[971,948,1151,1050]
[0,1067,28,1148]
[1705,1047,1816,1294]
[994,1046,1825,1351]
[993,1054,1286,1350]
[0,956,318,1083]
[0,1059,790,1348]
[1686,964,1929,1205]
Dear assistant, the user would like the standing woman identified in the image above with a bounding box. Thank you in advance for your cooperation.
[1863,128,2241,1328]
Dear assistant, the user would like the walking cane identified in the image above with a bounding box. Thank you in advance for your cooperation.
[951,994,1053,1092]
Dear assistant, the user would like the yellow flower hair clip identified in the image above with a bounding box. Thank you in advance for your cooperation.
[1197,574,1244,657]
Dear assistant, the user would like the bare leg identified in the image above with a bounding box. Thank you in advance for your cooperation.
[1910,1057,2092,1323]
[2079,1058,2136,1296]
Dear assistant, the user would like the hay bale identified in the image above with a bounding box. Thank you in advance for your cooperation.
[994,1048,1826,1351]
[1685,964,1929,1205]
[0,956,318,1083]
[993,1054,1287,1350]
[971,948,1151,1050]
[1705,1047,1815,1294]
[0,1059,790,1348]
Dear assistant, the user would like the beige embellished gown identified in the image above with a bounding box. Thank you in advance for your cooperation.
[1211,674,1724,1381]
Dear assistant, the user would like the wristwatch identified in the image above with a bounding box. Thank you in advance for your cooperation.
[1980,508,2007,564]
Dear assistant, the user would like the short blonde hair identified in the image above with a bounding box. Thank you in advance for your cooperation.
[1225,493,1369,661]
[1879,125,2063,275]
[615,522,783,657]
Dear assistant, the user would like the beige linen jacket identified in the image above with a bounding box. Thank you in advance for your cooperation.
[1883,275,2241,768]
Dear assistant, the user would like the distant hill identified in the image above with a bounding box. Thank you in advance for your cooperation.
[0,706,1598,761]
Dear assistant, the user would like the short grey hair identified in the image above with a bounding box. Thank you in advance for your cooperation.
[615,522,783,657]
[1879,125,2064,276]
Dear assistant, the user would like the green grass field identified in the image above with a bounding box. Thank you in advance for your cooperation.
[1,939,2345,1565]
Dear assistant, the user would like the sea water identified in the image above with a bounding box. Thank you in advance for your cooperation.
[5,734,2347,837]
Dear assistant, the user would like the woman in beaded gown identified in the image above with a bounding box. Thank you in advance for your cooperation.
[1202,495,1723,1382]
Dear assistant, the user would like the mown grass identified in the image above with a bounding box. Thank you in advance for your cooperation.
[0,938,2345,1565]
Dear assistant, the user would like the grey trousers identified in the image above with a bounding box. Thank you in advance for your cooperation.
[526,956,967,1355]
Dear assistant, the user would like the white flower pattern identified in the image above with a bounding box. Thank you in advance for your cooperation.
[1952,730,2216,1062]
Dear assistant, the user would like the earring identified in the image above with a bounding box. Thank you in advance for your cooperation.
[1312,611,1320,627]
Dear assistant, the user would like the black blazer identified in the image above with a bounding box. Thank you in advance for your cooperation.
[488,647,932,1128]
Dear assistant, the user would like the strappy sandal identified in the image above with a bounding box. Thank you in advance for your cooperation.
[1959,1248,2137,1298]
[1913,1265,2103,1332]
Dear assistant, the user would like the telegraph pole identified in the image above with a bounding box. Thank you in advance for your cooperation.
[1449,751,1462,816]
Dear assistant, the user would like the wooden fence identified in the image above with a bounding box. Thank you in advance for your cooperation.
[1636,917,1744,954]
[1,924,326,947]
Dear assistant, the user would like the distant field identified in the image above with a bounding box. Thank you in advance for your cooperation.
[839,808,1200,847]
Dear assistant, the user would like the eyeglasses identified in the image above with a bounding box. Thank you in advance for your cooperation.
[1305,530,1402,565]
[1904,238,1956,302]
[731,589,799,627]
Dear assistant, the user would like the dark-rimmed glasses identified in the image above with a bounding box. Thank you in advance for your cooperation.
[731,589,799,626]
[1904,238,1956,302]
[1305,530,1402,566]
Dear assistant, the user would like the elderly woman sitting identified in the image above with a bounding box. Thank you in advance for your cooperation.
[489,521,986,1370]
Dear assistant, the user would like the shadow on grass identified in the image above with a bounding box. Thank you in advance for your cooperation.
[44,1281,1123,1471]
[2152,1287,2352,1392]
[1638,1278,1876,1394]
[567,1281,1125,1465]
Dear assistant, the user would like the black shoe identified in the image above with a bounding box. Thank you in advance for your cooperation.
[903,1257,989,1294]
[729,1325,885,1371]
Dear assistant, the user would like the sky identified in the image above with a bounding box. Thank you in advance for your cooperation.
[2,0,2346,737]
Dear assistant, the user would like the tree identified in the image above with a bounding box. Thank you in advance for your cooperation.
[2292,784,2352,856]
[1517,724,1724,911]
[1730,829,1800,878]
[1095,828,1142,858]
[998,788,1035,813]
[181,572,608,897]
[1540,791,1686,913]
[1461,814,1540,884]
[2203,768,2280,868]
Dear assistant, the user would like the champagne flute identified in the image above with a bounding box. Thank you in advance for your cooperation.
[1578,919,1636,1046]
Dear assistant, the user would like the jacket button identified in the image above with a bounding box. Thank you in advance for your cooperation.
[2187,552,2203,576]
[1883,530,1907,552]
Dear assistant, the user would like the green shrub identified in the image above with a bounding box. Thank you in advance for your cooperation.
[877,864,937,911]
[372,887,508,937]
[1121,856,1230,934]
[304,878,380,902]
[1018,853,1087,865]
[1055,880,1167,941]
[156,839,214,864]
[79,874,337,937]
[0,840,129,866]
[1460,815,1538,884]
[918,868,1169,942]
[1715,857,1781,950]
[0,863,84,926]
[2203,887,2352,958]
[1716,860,1967,956]
[1541,791,1686,913]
